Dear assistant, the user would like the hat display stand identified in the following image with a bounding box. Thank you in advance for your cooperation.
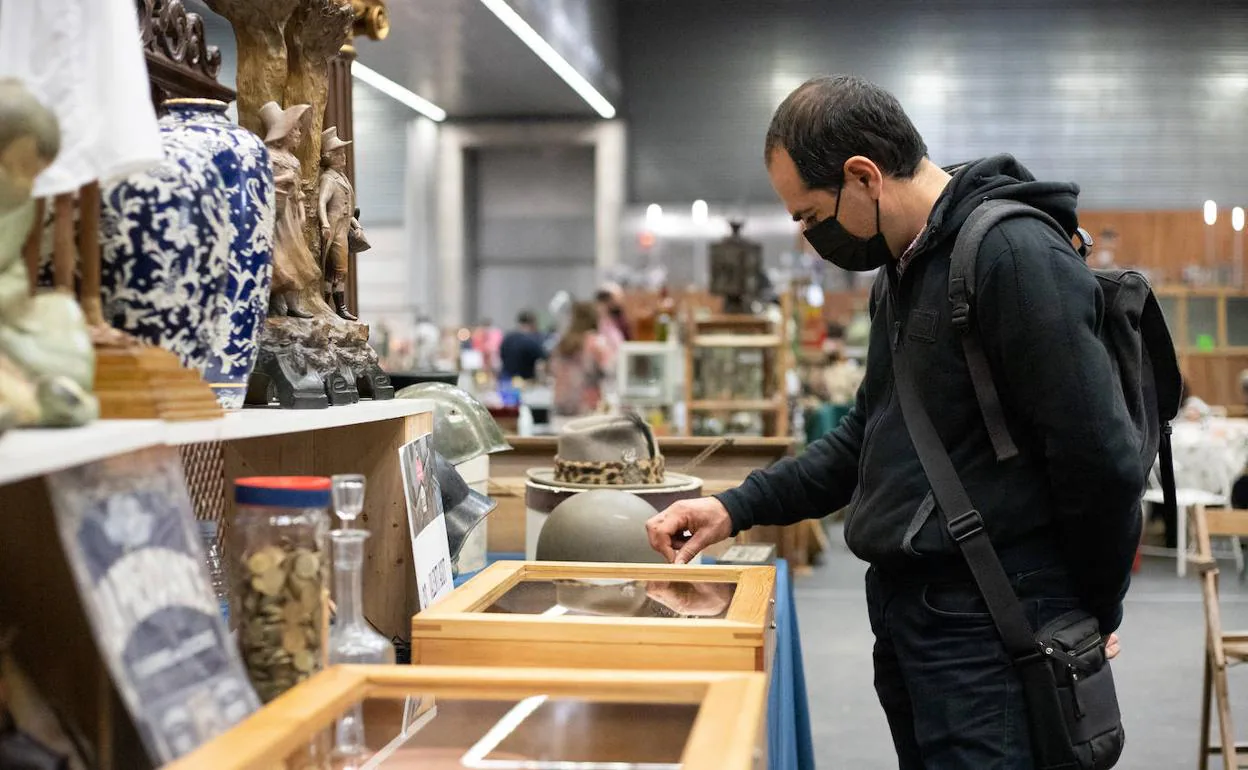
[523,415,705,559]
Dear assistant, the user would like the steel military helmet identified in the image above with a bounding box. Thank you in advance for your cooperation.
[395,382,511,465]
[431,449,497,560]
[535,488,666,564]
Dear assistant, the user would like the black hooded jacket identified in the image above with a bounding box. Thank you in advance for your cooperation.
[717,155,1144,632]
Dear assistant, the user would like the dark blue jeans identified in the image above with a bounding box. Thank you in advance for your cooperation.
[866,563,1084,769]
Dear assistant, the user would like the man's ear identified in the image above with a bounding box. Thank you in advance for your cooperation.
[842,155,883,197]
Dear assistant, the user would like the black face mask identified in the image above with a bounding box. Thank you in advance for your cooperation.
[803,184,893,271]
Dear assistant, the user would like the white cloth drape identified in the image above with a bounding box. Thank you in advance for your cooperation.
[0,0,164,196]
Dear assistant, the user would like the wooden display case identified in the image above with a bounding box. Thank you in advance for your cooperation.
[164,664,768,770]
[411,561,776,672]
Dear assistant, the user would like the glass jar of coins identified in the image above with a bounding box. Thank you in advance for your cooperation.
[230,477,331,704]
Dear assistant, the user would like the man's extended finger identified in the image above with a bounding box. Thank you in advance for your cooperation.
[646,513,681,562]
[674,528,712,565]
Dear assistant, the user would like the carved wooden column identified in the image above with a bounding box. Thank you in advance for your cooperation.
[325,44,357,312]
[326,0,387,315]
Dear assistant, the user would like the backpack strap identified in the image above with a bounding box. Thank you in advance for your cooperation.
[949,199,1070,462]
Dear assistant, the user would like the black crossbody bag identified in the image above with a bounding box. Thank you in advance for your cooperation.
[886,297,1126,770]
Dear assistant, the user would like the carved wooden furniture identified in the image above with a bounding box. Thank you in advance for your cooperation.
[163,664,768,770]
[411,561,777,673]
[140,0,235,106]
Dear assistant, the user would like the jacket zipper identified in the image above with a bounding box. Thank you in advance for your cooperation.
[846,275,904,544]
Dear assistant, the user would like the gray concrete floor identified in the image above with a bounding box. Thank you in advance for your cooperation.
[794,523,1248,769]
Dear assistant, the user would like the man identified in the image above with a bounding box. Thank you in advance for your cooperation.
[499,310,546,382]
[646,75,1138,767]
[318,127,357,321]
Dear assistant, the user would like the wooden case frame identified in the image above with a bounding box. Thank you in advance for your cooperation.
[411,561,776,672]
[163,664,768,770]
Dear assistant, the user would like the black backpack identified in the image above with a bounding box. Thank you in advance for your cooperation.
[893,198,1183,770]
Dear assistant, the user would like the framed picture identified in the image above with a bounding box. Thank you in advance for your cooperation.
[46,446,258,763]
[399,433,452,609]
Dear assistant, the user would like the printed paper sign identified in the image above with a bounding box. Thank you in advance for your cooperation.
[399,433,452,609]
[46,447,258,763]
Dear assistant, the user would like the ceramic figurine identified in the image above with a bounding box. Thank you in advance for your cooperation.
[317,126,356,321]
[158,99,277,409]
[259,101,320,319]
[0,79,97,427]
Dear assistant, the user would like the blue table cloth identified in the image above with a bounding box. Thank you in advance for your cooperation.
[454,554,815,770]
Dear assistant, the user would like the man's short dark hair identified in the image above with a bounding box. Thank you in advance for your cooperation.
[516,309,536,326]
[764,75,928,191]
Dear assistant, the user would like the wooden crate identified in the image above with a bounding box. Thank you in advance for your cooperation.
[411,561,776,673]
[163,664,767,770]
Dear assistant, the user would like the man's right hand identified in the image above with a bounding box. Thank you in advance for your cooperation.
[645,497,734,564]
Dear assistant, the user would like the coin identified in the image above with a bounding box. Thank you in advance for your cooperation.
[292,650,316,672]
[282,626,308,654]
[293,551,320,580]
[246,550,275,575]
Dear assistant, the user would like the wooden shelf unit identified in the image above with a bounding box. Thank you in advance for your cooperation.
[0,401,434,769]
[1155,286,1248,405]
[683,294,792,437]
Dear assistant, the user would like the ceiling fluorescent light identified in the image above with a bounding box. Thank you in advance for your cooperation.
[351,61,447,122]
[477,0,617,119]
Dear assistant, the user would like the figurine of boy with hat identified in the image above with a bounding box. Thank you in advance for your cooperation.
[259,101,320,319]
[317,126,358,321]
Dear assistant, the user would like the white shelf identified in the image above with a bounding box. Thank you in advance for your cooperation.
[692,334,782,348]
[0,399,433,488]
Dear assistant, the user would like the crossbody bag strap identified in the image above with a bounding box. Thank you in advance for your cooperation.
[885,294,1036,657]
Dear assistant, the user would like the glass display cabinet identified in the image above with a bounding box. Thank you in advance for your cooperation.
[163,665,768,770]
[411,561,776,672]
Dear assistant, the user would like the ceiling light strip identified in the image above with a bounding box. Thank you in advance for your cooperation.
[351,61,448,122]
[477,0,617,119]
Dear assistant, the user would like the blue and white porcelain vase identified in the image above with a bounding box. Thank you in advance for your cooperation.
[100,126,232,382]
[101,99,277,409]
[161,100,276,409]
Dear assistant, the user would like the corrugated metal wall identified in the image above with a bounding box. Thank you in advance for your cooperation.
[621,0,1248,209]
[467,145,599,326]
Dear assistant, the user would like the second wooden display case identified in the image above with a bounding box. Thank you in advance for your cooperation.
[411,561,777,672]
[164,665,768,770]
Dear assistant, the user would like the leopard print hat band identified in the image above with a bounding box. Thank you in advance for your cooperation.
[552,453,667,486]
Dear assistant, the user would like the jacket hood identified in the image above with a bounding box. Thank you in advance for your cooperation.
[924,154,1080,249]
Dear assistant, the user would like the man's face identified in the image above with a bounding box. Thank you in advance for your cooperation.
[0,135,50,200]
[327,148,347,170]
[768,148,879,239]
[287,124,303,148]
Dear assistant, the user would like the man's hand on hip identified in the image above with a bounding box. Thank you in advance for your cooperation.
[645,497,733,564]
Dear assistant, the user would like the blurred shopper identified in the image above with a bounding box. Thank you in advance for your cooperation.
[647,76,1141,768]
[470,319,502,374]
[499,309,547,383]
[595,283,632,344]
[551,302,611,423]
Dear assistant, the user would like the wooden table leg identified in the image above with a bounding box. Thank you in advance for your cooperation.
[52,192,76,293]
[21,198,43,293]
[77,182,104,325]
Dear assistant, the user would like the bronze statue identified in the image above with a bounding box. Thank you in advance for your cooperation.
[317,126,356,321]
[260,101,320,319]
[0,79,96,427]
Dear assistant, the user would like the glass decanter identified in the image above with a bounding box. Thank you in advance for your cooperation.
[328,529,395,762]
[331,474,366,529]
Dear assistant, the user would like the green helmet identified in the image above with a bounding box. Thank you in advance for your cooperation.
[535,489,666,564]
[395,382,511,464]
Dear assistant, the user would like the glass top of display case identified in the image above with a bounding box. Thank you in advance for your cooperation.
[306,695,698,769]
[481,578,738,619]
[165,667,767,770]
